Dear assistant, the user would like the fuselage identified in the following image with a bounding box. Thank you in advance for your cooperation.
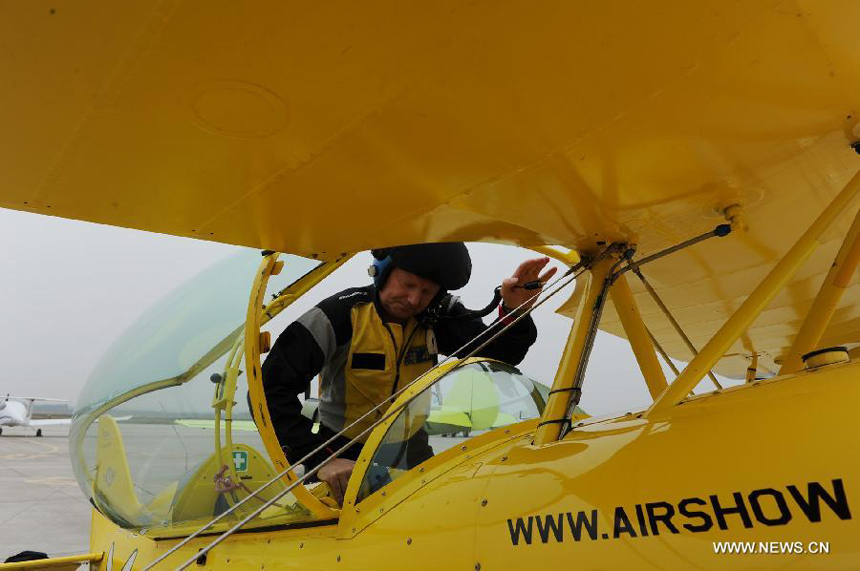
[0,400,28,427]
[95,358,860,569]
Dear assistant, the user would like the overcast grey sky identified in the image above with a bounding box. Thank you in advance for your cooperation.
[1,207,727,417]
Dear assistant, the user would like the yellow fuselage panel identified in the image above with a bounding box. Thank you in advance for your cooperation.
[3,1,860,377]
[92,361,859,569]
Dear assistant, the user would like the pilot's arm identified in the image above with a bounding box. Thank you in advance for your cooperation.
[434,300,537,363]
[260,315,332,472]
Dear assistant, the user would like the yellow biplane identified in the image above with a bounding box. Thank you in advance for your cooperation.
[1,0,860,569]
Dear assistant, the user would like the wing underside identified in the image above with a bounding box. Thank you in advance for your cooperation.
[29,418,72,427]
[1,1,859,377]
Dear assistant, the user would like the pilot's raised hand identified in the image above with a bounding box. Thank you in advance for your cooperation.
[500,257,557,313]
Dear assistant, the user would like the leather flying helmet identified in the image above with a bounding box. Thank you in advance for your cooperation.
[369,242,472,290]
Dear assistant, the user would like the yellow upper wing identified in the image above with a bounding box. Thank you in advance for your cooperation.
[2,1,859,377]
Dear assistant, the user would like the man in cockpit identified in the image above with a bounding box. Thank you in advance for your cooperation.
[261,242,555,503]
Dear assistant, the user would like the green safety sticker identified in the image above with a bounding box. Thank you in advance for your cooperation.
[233,450,249,472]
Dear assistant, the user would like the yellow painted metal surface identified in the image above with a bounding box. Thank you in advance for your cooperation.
[86,359,860,569]
[536,256,614,445]
[531,245,580,268]
[0,553,102,571]
[650,171,860,412]
[608,274,668,400]
[1,1,860,375]
[746,353,759,383]
[803,348,849,370]
[780,209,860,374]
[169,443,280,524]
[93,415,143,523]
[475,364,860,570]
[243,253,337,520]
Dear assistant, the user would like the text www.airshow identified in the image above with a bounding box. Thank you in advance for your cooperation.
[507,479,850,545]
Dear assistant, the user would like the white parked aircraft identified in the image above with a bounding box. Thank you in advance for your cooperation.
[0,396,71,436]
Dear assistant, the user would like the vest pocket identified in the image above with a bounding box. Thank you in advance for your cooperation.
[351,352,386,370]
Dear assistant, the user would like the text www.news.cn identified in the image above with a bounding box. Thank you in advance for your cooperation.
[713,541,830,555]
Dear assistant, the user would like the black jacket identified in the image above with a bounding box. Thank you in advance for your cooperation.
[261,285,538,471]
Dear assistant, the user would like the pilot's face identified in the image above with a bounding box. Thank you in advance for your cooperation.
[378,268,441,321]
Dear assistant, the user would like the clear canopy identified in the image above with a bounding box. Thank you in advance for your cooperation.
[75,251,319,416]
[69,251,328,534]
[68,249,561,536]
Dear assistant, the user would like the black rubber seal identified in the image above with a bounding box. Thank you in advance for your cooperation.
[536,418,569,427]
[548,387,582,396]
[801,346,848,362]
[714,223,732,237]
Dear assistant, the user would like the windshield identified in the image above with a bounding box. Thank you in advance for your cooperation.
[70,251,330,534]
[356,360,546,502]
